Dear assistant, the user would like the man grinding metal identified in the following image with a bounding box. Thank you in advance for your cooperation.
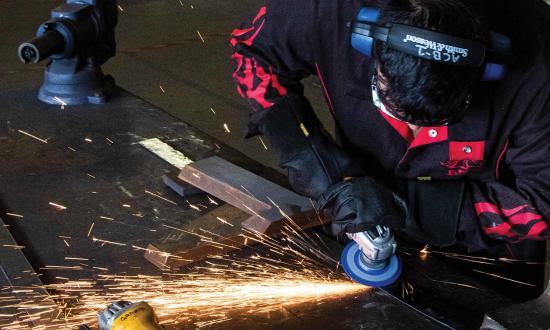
[230,0,550,290]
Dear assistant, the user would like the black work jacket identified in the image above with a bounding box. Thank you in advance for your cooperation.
[230,0,550,248]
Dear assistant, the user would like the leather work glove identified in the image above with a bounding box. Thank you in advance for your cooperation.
[317,176,407,238]
[251,95,363,199]
[318,177,466,246]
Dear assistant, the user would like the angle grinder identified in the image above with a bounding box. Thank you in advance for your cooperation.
[340,225,402,287]
[90,301,164,330]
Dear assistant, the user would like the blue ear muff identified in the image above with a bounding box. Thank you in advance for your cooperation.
[482,63,506,81]
[357,7,380,22]
[351,32,375,57]
[352,7,511,81]
[351,7,380,57]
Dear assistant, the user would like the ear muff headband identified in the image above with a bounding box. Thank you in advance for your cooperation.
[351,7,511,81]
[354,23,487,67]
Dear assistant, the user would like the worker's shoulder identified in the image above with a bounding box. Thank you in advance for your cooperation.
[492,53,550,126]
[512,53,550,101]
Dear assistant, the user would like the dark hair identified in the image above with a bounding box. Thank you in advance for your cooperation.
[375,0,489,125]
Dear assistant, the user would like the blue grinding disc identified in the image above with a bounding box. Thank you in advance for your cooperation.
[340,240,402,287]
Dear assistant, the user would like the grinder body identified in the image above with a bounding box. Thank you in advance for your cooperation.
[97,301,163,330]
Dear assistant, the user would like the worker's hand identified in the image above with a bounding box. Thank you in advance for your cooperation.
[317,177,407,238]
[282,139,362,199]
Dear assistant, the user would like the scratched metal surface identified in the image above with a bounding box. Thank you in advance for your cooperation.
[0,85,442,328]
[0,84,543,329]
[0,84,258,282]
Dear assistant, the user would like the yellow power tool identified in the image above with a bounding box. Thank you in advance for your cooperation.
[95,301,163,330]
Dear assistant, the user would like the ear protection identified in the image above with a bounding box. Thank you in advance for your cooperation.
[351,7,512,81]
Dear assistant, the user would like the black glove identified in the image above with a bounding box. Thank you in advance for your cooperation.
[319,176,466,246]
[317,177,407,238]
[250,95,362,199]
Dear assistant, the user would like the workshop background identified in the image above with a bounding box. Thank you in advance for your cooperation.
[1,0,332,170]
[1,0,550,329]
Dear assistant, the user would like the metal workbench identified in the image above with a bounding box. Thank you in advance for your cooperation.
[0,83,545,329]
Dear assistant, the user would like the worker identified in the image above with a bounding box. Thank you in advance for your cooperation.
[230,0,550,261]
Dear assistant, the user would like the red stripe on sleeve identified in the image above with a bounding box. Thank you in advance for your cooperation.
[252,6,267,23]
[231,26,255,38]
[508,212,542,225]
[474,202,500,215]
[270,73,288,96]
[474,202,529,217]
[239,20,265,47]
[230,7,267,47]
[501,204,529,216]
[475,202,549,239]
[527,222,549,237]
[482,222,517,238]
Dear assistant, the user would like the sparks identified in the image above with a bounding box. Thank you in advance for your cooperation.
[48,202,67,211]
[144,190,177,205]
[64,257,89,261]
[17,130,48,144]
[92,237,126,247]
[6,213,24,219]
[207,196,219,205]
[159,85,166,93]
[223,123,231,133]
[259,137,268,150]
[53,96,67,106]
[2,244,25,250]
[419,244,429,254]
[419,244,429,261]
[0,266,366,329]
[473,269,536,287]
[87,222,95,237]
[197,30,205,43]
[215,216,234,227]
[92,267,108,272]
[0,202,369,329]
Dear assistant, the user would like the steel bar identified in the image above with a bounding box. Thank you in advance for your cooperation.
[178,156,327,234]
[145,156,329,269]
